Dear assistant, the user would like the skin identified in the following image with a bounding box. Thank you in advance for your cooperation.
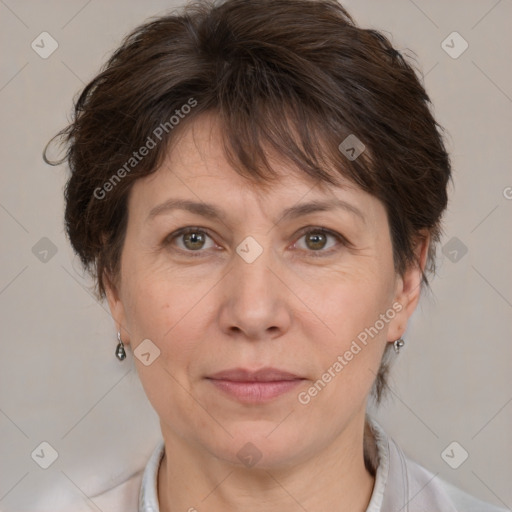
[105,113,428,512]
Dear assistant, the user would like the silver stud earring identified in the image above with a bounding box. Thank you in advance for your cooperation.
[393,337,405,353]
[115,331,127,361]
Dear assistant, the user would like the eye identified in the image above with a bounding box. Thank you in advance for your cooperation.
[164,227,217,255]
[163,226,348,258]
[293,227,346,256]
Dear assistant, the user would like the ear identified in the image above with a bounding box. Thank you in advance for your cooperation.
[386,231,430,342]
[104,270,131,345]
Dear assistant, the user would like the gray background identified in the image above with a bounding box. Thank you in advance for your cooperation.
[0,0,511,510]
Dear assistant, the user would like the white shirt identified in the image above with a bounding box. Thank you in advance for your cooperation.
[94,418,510,512]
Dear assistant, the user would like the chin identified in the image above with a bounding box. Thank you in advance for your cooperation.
[203,421,311,470]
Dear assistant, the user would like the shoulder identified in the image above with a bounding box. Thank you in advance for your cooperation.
[436,474,510,512]
[96,439,165,512]
[367,418,510,512]
[66,439,165,512]
[391,441,510,511]
[90,471,143,512]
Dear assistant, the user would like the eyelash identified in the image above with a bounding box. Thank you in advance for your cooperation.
[163,226,349,258]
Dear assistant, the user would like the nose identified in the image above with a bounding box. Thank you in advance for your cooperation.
[217,245,293,341]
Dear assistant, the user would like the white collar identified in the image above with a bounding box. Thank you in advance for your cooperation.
[138,433,164,512]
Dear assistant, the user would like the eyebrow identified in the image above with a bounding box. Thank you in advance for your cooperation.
[146,197,366,224]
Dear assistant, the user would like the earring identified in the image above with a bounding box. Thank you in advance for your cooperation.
[393,337,405,354]
[115,331,127,361]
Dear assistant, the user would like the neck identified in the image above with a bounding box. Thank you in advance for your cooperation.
[157,412,376,512]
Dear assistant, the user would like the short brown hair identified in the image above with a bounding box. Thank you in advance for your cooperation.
[45,0,451,403]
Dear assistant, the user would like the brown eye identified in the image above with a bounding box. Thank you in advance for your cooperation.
[182,231,207,250]
[294,227,346,257]
[165,227,216,255]
[304,231,329,251]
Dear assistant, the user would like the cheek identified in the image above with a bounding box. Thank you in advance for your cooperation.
[121,275,210,424]
[123,271,213,366]
[312,262,395,340]
[122,250,186,335]
[303,265,395,397]
[320,288,389,370]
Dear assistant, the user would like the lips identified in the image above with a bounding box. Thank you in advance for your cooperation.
[206,367,305,403]
[207,367,303,382]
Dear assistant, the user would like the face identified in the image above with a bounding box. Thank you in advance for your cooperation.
[106,113,425,469]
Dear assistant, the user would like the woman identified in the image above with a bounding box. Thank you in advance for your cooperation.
[46,0,508,510]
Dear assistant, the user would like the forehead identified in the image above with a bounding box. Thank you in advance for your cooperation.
[140,112,357,200]
[126,114,386,237]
